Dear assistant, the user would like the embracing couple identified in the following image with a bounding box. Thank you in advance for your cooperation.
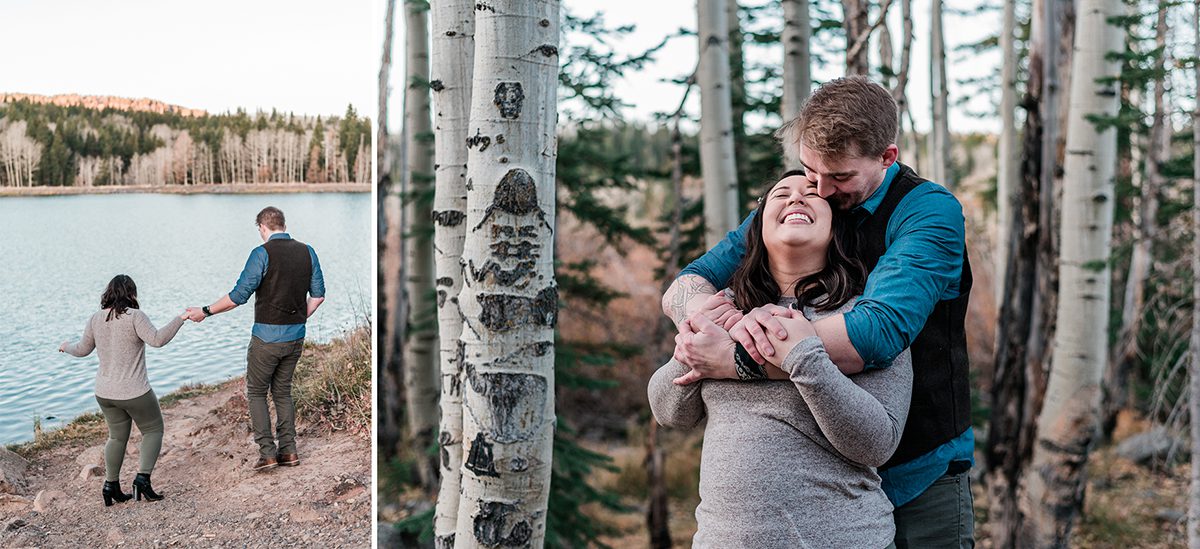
[649,76,974,548]
[58,206,326,507]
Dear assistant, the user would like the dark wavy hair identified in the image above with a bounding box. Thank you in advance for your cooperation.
[101,274,139,321]
[727,170,866,313]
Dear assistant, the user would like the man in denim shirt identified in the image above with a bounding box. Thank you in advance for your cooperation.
[664,76,974,548]
[186,206,326,471]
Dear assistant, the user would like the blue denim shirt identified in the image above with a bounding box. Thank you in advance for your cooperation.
[229,233,326,343]
[677,162,973,506]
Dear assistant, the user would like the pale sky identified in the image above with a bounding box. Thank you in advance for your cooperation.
[1,0,373,118]
[384,0,1002,134]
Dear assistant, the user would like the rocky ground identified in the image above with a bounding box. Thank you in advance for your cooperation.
[0,378,371,548]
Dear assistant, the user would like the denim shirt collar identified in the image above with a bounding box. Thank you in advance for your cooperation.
[852,162,901,218]
[268,232,292,241]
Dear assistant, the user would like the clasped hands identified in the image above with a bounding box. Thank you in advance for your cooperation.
[181,307,208,323]
[671,292,816,385]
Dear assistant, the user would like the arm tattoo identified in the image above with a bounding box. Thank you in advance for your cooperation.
[663,274,719,326]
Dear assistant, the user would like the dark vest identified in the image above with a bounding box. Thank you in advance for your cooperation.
[854,163,973,469]
[255,238,313,325]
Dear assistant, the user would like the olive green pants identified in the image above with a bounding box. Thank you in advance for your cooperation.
[893,467,976,548]
[95,389,163,482]
[246,336,304,458]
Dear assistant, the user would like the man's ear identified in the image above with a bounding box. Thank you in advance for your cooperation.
[881,144,899,167]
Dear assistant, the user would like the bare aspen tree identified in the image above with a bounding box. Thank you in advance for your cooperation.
[894,0,915,159]
[453,1,560,546]
[877,17,894,89]
[780,0,811,126]
[1022,0,1124,543]
[842,0,870,75]
[697,0,740,248]
[929,0,950,187]
[430,0,475,544]
[402,0,440,491]
[995,0,1019,304]
[1191,4,1200,546]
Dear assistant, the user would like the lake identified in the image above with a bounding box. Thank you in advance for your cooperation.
[0,192,372,444]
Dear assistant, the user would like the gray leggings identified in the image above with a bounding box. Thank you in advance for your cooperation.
[95,390,163,482]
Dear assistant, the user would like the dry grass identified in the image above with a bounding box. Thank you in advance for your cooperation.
[293,326,373,435]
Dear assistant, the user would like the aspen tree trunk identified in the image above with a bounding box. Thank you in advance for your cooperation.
[402,0,439,491]
[1022,0,1124,543]
[929,0,950,187]
[697,0,740,248]
[781,0,811,127]
[995,0,1019,305]
[986,0,1048,542]
[895,0,914,157]
[1190,5,1200,545]
[1109,6,1168,431]
[842,0,870,75]
[377,0,404,463]
[453,1,560,546]
[877,18,894,89]
[728,0,747,194]
[430,0,475,545]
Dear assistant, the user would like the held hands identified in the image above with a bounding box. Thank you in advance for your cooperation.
[760,313,818,368]
[183,307,207,323]
[685,291,744,331]
[671,314,738,385]
[58,342,68,353]
[728,304,801,363]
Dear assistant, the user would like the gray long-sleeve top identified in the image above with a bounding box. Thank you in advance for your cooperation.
[63,309,185,400]
[647,297,912,548]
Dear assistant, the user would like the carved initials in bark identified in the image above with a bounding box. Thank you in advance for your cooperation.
[464,363,548,444]
[469,259,538,288]
[477,287,558,332]
[473,501,533,547]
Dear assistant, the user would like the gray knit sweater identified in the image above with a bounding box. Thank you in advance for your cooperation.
[63,309,185,400]
[648,297,912,548]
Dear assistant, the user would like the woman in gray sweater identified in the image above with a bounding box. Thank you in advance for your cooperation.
[649,173,912,548]
[59,274,188,506]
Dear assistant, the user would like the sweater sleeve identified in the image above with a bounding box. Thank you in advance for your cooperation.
[133,312,186,348]
[647,359,707,430]
[62,317,96,357]
[780,336,913,467]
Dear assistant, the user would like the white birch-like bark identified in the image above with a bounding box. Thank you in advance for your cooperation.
[781,0,811,127]
[402,0,440,491]
[1022,0,1124,543]
[995,0,1019,303]
[430,0,475,544]
[1190,5,1200,546]
[454,1,559,546]
[697,0,740,248]
[929,0,950,187]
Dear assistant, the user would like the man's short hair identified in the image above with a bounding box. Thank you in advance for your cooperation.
[775,75,899,160]
[256,207,286,231]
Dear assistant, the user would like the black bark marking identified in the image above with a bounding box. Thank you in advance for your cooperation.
[495,134,505,144]
[435,534,456,549]
[490,239,538,259]
[491,225,536,239]
[438,430,454,468]
[432,210,466,227]
[509,455,528,472]
[466,130,492,152]
[437,289,447,308]
[466,178,474,191]
[472,169,552,231]
[493,82,524,119]
[445,31,458,37]
[539,18,550,27]
[465,432,500,477]
[473,501,533,547]
[475,3,495,12]
[437,277,454,287]
[430,80,445,92]
[464,362,548,443]
[499,157,509,164]
[532,45,559,57]
[477,286,558,332]
[469,259,538,288]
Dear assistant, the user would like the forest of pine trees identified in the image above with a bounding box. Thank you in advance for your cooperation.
[0,99,371,187]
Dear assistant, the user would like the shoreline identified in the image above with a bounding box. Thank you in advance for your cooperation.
[0,182,371,197]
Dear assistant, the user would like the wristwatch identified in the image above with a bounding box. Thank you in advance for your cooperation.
[202,306,213,317]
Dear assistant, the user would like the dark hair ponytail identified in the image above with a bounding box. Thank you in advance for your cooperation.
[101,275,139,321]
[727,173,866,314]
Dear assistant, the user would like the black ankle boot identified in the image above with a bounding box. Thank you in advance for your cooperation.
[131,473,164,502]
[102,480,132,506]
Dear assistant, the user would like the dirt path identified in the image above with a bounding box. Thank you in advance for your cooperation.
[1,379,371,548]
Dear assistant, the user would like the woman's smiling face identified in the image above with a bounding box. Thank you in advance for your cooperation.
[761,174,834,253]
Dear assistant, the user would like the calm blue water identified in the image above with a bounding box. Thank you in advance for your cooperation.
[0,193,372,444]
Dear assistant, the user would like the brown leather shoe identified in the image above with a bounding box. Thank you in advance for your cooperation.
[253,456,278,471]
[277,453,300,467]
